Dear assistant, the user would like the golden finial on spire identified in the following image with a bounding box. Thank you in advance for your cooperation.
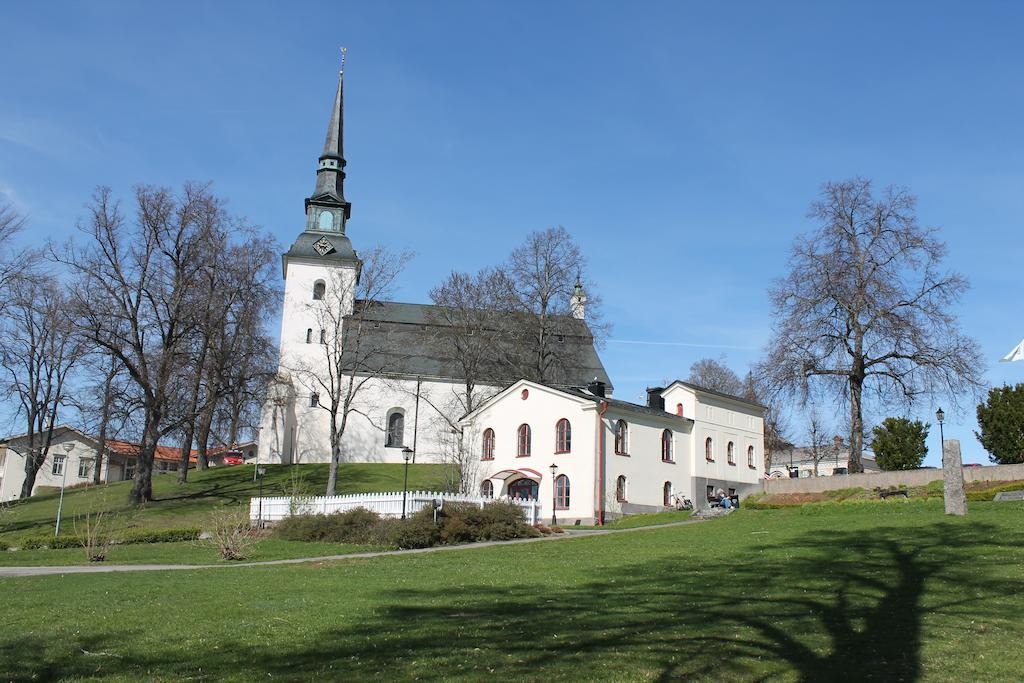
[339,47,348,75]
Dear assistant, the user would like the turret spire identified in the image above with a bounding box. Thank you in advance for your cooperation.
[304,50,353,234]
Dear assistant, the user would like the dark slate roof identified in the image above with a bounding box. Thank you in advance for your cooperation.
[558,386,691,421]
[343,301,612,388]
[669,380,767,410]
[283,231,359,265]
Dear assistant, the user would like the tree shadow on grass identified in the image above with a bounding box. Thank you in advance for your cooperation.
[1,520,1019,681]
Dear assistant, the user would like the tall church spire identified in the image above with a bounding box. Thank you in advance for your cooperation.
[304,49,352,234]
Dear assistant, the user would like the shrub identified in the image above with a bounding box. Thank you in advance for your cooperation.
[377,511,440,549]
[206,508,259,561]
[74,509,115,562]
[18,535,82,550]
[0,539,9,551]
[120,527,202,544]
[275,507,382,544]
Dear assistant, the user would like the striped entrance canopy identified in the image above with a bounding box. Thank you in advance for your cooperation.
[488,468,544,481]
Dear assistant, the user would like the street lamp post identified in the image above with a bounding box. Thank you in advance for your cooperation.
[54,441,74,537]
[936,408,946,466]
[549,463,558,527]
[256,465,267,528]
[401,447,413,519]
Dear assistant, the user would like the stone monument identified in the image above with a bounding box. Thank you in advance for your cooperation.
[943,438,967,516]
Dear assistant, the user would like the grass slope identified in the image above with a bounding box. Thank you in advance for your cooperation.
[0,463,451,542]
[2,500,1023,681]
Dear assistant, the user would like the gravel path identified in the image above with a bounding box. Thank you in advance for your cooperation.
[0,519,702,578]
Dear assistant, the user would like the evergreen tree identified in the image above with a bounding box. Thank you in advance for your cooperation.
[976,384,1024,464]
[871,417,929,470]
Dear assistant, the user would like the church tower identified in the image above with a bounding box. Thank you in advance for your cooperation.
[260,58,362,465]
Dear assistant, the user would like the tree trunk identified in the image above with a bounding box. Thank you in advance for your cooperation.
[194,399,216,470]
[847,374,865,473]
[176,420,195,484]
[93,369,113,486]
[19,446,44,499]
[130,418,159,504]
[326,409,341,496]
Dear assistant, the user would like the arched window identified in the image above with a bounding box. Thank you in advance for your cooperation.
[305,328,313,344]
[312,280,325,300]
[318,211,334,232]
[481,428,495,459]
[705,437,714,461]
[319,329,326,344]
[676,403,684,416]
[555,419,571,453]
[481,480,494,497]
[748,445,755,468]
[517,424,531,457]
[727,441,736,465]
[661,429,673,462]
[310,392,319,407]
[663,481,673,507]
[614,420,629,455]
[616,475,628,502]
[386,411,405,447]
[555,474,570,509]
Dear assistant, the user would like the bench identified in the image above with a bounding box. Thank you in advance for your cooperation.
[877,488,909,499]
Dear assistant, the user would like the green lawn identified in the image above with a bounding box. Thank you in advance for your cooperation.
[0,463,451,543]
[0,538,381,567]
[2,500,1022,681]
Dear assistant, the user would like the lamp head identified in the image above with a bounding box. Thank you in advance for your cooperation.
[63,441,75,454]
[935,408,945,424]
[256,465,267,477]
[549,463,558,476]
[402,447,413,463]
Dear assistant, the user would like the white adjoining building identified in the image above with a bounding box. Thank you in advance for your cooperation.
[255,66,766,521]
[460,379,765,524]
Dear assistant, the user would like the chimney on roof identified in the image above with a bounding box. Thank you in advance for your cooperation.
[587,379,606,398]
[646,387,665,411]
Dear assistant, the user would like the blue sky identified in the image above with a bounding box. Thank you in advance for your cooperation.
[2,2,1023,465]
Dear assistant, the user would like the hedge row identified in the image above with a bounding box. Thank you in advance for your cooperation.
[7,527,202,551]
[275,501,543,550]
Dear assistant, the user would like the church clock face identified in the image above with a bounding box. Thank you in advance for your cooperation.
[313,236,334,256]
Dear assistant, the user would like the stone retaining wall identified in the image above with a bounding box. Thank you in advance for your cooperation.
[761,462,1024,494]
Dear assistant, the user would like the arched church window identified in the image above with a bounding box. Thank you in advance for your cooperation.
[481,428,495,459]
[305,328,313,344]
[661,429,673,462]
[555,474,570,509]
[616,475,628,502]
[318,211,334,231]
[517,424,531,457]
[310,393,319,407]
[614,420,629,455]
[320,329,326,344]
[481,480,494,497]
[386,411,405,447]
[555,419,571,453]
[313,281,325,300]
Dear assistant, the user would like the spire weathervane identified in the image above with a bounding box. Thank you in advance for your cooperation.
[339,47,347,75]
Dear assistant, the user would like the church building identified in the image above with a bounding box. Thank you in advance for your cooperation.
[256,66,766,521]
[256,66,609,468]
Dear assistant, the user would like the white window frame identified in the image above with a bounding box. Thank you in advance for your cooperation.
[52,454,66,476]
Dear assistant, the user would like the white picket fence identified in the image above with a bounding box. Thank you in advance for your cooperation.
[249,490,541,525]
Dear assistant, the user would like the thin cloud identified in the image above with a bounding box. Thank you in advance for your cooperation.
[608,338,758,351]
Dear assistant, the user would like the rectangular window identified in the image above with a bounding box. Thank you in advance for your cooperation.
[728,488,736,497]
[52,455,65,476]
[706,485,715,501]
[124,461,137,480]
[78,458,94,479]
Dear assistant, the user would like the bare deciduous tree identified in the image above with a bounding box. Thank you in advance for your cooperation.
[0,202,35,316]
[758,178,985,472]
[688,356,743,396]
[505,226,607,383]
[0,274,85,497]
[288,246,411,495]
[805,413,843,477]
[65,184,237,503]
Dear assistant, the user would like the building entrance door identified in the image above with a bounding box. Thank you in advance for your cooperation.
[507,478,539,500]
